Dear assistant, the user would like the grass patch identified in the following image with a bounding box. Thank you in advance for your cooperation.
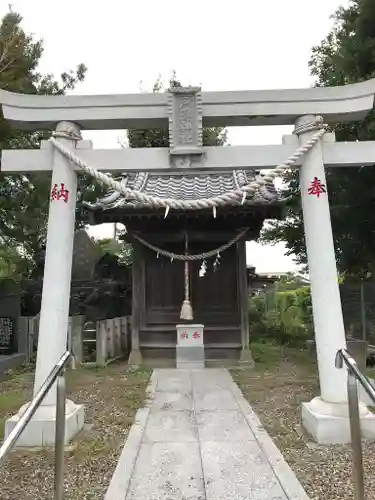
[242,341,316,371]
[250,341,284,368]
[0,391,29,437]
[0,361,151,500]
[0,391,28,414]
[73,436,114,464]
[232,341,318,451]
[231,341,375,500]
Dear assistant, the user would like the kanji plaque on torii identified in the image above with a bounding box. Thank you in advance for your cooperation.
[168,87,203,156]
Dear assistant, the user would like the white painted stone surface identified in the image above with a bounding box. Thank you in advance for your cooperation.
[297,115,347,405]
[176,324,204,346]
[302,397,375,444]
[4,140,375,173]
[4,121,85,447]
[5,400,84,447]
[2,78,375,130]
[297,115,375,442]
[33,121,81,402]
[176,324,205,369]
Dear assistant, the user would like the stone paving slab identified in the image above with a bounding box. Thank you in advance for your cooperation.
[126,442,205,500]
[150,390,194,411]
[194,388,238,411]
[196,410,256,442]
[144,409,198,443]
[104,369,310,500]
[201,440,285,500]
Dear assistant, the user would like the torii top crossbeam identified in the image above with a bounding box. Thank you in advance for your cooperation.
[1,78,375,131]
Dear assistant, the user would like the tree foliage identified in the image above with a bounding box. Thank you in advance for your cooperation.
[261,0,375,277]
[249,275,313,345]
[0,9,101,279]
[94,237,133,266]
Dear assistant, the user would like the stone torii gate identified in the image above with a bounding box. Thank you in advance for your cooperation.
[2,80,375,446]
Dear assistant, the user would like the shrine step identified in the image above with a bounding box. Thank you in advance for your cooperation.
[140,343,241,363]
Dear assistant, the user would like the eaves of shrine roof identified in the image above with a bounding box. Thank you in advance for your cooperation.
[84,169,284,211]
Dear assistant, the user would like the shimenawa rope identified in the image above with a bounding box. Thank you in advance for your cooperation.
[49,116,325,214]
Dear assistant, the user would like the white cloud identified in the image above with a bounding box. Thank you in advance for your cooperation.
[2,0,349,272]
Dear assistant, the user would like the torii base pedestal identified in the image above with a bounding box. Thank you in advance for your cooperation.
[302,396,375,444]
[4,399,84,447]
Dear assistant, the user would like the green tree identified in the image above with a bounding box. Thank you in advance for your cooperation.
[0,9,100,278]
[95,237,133,266]
[261,0,375,277]
[0,246,25,278]
[249,278,313,345]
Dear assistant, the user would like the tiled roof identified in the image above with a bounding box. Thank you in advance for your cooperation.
[85,169,282,211]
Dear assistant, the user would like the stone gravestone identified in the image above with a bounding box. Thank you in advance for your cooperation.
[70,229,104,317]
[70,230,104,360]
[0,279,21,355]
[176,324,205,369]
[71,229,103,282]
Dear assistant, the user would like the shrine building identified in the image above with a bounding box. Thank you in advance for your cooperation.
[86,169,284,362]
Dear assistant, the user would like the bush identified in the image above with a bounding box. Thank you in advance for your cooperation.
[249,281,313,346]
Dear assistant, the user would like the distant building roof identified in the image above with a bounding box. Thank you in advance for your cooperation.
[247,267,310,284]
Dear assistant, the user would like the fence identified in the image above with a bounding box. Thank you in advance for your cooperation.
[19,315,132,367]
[340,282,375,345]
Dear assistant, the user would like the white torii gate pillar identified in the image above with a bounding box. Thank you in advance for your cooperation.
[4,121,84,447]
[296,115,375,444]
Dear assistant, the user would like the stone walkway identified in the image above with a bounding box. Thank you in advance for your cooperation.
[105,369,310,500]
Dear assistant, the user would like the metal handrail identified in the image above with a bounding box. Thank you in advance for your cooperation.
[0,350,72,500]
[335,348,375,500]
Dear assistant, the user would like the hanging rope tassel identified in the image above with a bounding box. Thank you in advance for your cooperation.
[180,231,193,321]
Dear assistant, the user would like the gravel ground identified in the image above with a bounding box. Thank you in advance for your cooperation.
[231,343,375,500]
[0,363,151,500]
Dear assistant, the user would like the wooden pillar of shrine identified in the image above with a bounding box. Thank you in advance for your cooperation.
[128,241,143,366]
[237,238,254,365]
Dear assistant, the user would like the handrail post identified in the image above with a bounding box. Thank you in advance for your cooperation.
[0,351,71,463]
[54,373,66,500]
[347,367,365,500]
[335,349,374,500]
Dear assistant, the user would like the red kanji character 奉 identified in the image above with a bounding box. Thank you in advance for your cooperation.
[308,177,326,198]
[193,331,200,339]
[181,332,188,339]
